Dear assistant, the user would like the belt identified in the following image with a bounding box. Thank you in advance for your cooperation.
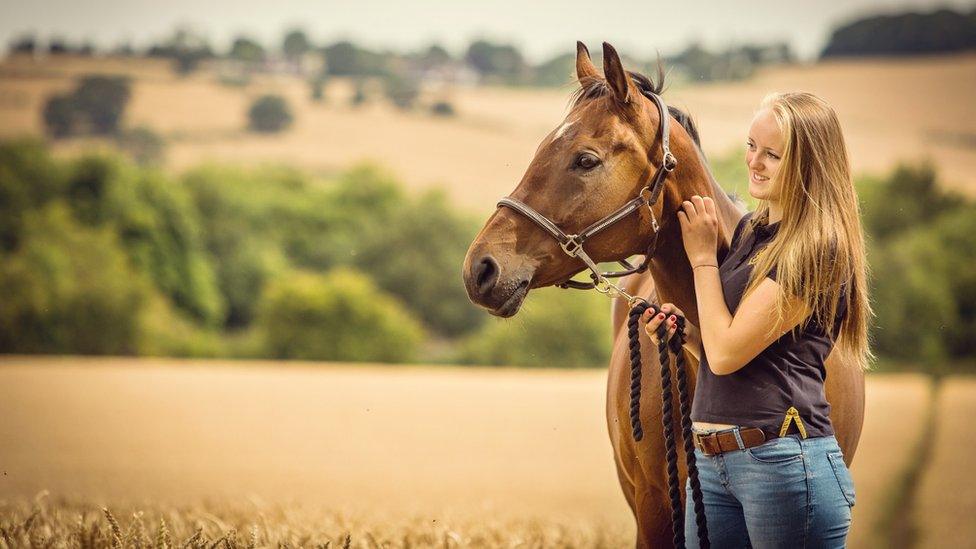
[692,427,771,456]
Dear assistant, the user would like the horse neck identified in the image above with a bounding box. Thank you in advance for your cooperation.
[646,136,743,328]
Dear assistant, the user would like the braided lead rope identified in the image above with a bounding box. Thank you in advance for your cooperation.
[670,316,710,549]
[627,301,710,549]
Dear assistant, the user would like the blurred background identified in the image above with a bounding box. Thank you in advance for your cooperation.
[0,0,974,547]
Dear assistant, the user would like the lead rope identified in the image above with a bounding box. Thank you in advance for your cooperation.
[628,301,710,549]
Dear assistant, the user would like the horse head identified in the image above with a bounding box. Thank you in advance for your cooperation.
[463,41,725,319]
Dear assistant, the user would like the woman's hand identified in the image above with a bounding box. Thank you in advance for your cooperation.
[677,195,719,267]
[641,303,683,346]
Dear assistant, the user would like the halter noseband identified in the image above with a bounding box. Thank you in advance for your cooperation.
[495,87,676,301]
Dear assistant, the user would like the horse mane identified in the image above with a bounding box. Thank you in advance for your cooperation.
[570,63,746,207]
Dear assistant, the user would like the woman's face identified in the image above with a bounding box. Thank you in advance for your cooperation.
[746,108,784,201]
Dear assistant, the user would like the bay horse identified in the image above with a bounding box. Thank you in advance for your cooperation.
[461,42,865,547]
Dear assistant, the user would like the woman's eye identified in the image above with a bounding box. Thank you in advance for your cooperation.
[576,153,601,170]
[746,142,755,150]
[767,152,779,160]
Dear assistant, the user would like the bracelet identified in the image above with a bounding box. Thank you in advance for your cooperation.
[692,263,719,270]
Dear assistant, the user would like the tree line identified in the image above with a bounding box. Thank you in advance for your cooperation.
[821,7,976,58]
[1,139,974,372]
[8,26,794,86]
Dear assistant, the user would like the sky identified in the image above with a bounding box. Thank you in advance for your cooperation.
[1,0,973,62]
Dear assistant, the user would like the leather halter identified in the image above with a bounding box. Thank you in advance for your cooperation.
[496,86,677,292]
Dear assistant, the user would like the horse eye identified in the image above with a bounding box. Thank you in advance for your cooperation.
[576,153,601,170]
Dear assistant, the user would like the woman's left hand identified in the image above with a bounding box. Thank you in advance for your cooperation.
[677,195,719,266]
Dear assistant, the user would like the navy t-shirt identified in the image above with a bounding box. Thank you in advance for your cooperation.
[690,211,849,438]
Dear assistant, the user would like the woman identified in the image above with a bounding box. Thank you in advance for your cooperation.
[641,91,873,547]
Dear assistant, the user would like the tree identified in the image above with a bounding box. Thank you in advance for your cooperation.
[0,203,149,355]
[418,44,452,69]
[247,95,293,133]
[230,36,265,64]
[322,41,389,76]
[9,34,37,55]
[257,267,424,362]
[457,287,611,368]
[465,40,525,79]
[41,75,132,137]
[72,75,132,135]
[383,74,420,109]
[353,187,483,337]
[283,29,311,61]
[42,95,78,138]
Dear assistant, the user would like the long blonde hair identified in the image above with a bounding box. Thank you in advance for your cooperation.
[743,91,874,371]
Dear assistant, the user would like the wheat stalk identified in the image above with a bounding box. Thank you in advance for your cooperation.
[102,508,123,549]
[156,517,172,549]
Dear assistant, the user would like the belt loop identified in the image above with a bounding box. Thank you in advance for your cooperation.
[732,427,746,450]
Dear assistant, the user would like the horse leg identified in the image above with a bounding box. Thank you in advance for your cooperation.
[634,484,674,548]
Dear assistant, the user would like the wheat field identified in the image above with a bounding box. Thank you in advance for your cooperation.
[0,357,967,547]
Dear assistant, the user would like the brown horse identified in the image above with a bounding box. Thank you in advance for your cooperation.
[461,42,865,548]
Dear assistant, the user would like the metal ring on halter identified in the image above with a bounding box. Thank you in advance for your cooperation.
[639,186,662,234]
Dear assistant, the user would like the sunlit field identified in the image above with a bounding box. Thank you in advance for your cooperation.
[0,357,964,547]
[0,53,974,214]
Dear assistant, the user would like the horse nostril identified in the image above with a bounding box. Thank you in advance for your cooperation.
[475,255,499,294]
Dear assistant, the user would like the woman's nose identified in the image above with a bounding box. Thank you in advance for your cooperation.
[748,154,763,171]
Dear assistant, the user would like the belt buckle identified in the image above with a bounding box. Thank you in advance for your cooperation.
[693,431,713,456]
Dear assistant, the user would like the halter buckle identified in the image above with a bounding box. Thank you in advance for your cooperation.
[560,235,584,257]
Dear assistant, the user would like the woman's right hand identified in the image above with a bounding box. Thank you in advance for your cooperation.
[641,304,680,346]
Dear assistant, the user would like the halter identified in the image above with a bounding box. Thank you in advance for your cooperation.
[495,86,676,305]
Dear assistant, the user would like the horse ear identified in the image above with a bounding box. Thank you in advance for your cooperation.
[576,41,599,81]
[602,42,632,104]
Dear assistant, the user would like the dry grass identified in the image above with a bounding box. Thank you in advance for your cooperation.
[914,377,976,549]
[0,357,954,547]
[0,493,631,548]
[1,53,974,214]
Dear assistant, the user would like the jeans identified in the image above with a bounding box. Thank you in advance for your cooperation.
[684,428,856,548]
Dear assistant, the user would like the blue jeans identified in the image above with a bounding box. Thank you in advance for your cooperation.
[684,428,856,548]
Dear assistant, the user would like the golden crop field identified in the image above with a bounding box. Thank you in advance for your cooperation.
[0,357,968,548]
[0,53,974,215]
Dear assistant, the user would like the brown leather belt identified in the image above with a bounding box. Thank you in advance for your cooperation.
[692,427,771,456]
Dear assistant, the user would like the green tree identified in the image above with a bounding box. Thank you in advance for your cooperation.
[61,153,225,325]
[323,41,389,76]
[42,94,78,138]
[283,29,311,61]
[457,287,612,368]
[465,40,525,80]
[382,74,420,109]
[0,203,149,354]
[353,187,483,337]
[230,36,265,64]
[0,139,66,251]
[72,75,131,135]
[257,267,424,362]
[248,95,293,133]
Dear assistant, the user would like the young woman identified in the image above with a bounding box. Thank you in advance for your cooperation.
[641,91,873,547]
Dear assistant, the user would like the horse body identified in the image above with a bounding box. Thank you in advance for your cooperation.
[462,41,865,548]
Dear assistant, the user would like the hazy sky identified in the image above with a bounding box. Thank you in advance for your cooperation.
[2,0,973,62]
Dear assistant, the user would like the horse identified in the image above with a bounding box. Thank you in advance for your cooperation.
[461,41,865,548]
